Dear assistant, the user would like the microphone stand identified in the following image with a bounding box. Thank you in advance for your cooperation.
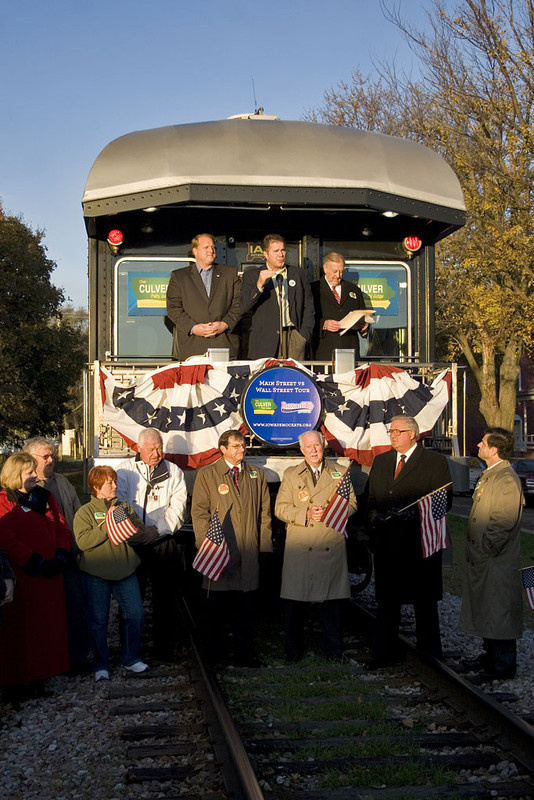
[276,272,286,359]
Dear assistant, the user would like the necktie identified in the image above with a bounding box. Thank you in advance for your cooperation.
[231,466,239,490]
[394,454,406,479]
[332,285,341,303]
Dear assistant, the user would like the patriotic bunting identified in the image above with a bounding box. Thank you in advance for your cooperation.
[100,359,451,468]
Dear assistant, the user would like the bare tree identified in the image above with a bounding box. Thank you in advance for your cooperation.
[310,0,534,429]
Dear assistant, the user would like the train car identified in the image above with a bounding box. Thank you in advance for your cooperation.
[82,113,465,473]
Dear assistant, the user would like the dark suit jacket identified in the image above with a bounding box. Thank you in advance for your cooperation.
[240,265,315,359]
[311,277,368,359]
[166,263,241,361]
[367,444,452,604]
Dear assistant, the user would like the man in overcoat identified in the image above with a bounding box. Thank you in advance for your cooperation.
[460,427,523,679]
[166,233,242,361]
[311,252,369,360]
[366,415,452,667]
[240,233,315,360]
[191,429,272,666]
[275,430,356,661]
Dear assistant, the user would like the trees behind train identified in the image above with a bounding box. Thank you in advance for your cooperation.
[0,205,86,445]
[309,0,534,431]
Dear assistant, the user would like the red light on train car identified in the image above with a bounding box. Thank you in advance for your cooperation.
[108,229,124,245]
[403,235,422,253]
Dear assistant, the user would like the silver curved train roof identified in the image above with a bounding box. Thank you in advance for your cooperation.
[82,118,465,217]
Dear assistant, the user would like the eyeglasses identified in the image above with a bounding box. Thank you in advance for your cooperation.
[387,429,411,436]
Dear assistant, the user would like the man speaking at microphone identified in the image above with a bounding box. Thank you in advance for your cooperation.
[240,234,315,359]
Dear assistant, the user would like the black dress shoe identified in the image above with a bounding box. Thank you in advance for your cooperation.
[363,658,391,671]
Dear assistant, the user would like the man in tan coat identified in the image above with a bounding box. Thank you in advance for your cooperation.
[192,429,272,666]
[460,427,523,680]
[275,430,356,661]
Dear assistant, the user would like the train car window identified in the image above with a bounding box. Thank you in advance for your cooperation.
[114,257,190,359]
[344,262,410,359]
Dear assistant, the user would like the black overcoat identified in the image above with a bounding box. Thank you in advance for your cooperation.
[366,444,452,604]
[311,277,367,359]
[240,265,315,359]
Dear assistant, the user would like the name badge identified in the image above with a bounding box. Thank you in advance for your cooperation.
[331,472,341,479]
[349,292,358,299]
[94,512,106,520]
[289,279,296,287]
[218,483,230,495]
[249,470,258,478]
[298,490,310,502]
[21,506,32,513]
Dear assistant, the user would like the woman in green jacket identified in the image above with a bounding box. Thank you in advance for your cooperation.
[74,466,148,681]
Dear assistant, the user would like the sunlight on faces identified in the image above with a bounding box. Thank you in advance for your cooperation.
[139,435,164,467]
[30,446,55,480]
[95,477,117,501]
[264,241,286,271]
[220,436,246,467]
[193,235,216,270]
[300,431,324,469]
[20,464,38,493]
[323,259,344,287]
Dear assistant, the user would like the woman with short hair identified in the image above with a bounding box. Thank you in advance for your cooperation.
[0,452,71,700]
[74,465,148,681]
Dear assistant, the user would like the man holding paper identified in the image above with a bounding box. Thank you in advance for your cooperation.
[311,252,372,360]
[366,415,452,668]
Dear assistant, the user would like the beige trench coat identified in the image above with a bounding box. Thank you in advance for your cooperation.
[460,459,523,639]
[192,458,272,592]
[275,460,356,602]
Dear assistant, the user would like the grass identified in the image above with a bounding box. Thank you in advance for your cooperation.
[445,514,534,629]
[319,762,458,791]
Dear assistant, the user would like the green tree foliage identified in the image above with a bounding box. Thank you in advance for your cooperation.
[309,0,534,429]
[0,206,86,445]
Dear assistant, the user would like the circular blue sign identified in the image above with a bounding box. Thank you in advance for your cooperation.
[241,365,323,446]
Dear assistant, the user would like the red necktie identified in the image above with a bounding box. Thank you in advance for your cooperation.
[332,286,340,303]
[394,454,406,479]
[231,466,239,490]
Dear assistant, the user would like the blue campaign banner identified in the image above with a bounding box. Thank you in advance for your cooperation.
[242,366,323,446]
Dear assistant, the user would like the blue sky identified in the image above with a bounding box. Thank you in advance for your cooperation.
[0,0,426,308]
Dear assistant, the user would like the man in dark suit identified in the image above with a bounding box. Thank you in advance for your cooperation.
[166,233,241,361]
[240,234,315,360]
[366,415,452,668]
[312,252,369,360]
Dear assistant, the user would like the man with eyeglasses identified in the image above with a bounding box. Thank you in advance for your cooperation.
[311,252,369,360]
[366,415,452,669]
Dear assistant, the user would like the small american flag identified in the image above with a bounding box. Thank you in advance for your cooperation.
[106,504,139,546]
[321,470,351,537]
[418,487,448,558]
[192,510,230,581]
[521,566,534,611]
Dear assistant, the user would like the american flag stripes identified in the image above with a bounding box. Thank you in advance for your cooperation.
[321,470,351,537]
[192,510,230,581]
[417,487,448,558]
[106,504,139,546]
[521,566,534,611]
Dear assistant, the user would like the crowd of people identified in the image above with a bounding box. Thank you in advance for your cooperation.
[0,228,526,699]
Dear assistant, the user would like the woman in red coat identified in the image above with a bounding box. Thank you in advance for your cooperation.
[0,452,71,699]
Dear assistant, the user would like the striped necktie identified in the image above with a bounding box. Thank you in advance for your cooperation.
[394,454,406,479]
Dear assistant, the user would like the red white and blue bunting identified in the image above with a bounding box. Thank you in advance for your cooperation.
[100,359,451,469]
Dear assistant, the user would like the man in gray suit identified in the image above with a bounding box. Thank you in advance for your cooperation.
[460,427,523,679]
[166,233,241,361]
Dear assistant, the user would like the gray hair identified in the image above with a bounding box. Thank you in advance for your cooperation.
[23,436,55,454]
[390,415,419,437]
[138,428,163,447]
[298,430,324,447]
